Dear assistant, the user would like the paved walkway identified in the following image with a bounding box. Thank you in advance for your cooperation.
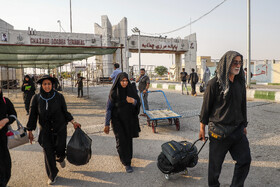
[3,88,280,187]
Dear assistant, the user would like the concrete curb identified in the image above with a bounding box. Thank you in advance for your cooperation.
[150,83,280,102]
[150,77,169,81]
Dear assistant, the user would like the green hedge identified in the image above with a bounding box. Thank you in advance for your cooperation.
[168,85,175,90]
[268,83,280,85]
[254,90,275,100]
[157,84,162,88]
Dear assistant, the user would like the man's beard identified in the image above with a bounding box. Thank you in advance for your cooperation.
[231,68,240,75]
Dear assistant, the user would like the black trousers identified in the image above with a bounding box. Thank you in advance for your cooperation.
[191,82,196,95]
[40,129,67,181]
[78,87,83,97]
[23,93,34,113]
[0,134,11,187]
[208,126,251,187]
[112,123,133,166]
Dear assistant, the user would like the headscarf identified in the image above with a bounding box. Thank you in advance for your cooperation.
[109,72,141,137]
[109,72,138,104]
[37,75,55,85]
[216,51,245,98]
[23,75,32,84]
[37,75,56,110]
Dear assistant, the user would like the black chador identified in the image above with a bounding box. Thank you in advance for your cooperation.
[27,78,73,182]
[105,73,141,167]
[21,75,35,114]
[0,89,17,187]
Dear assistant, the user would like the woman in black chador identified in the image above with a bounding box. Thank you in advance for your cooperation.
[21,75,35,115]
[104,72,141,173]
[0,87,17,187]
[27,75,81,185]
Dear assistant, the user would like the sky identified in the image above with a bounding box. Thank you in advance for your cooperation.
[1,0,279,68]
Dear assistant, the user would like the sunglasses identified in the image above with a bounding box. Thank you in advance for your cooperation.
[232,60,243,66]
[42,83,52,86]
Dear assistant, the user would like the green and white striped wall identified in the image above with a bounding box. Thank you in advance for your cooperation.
[150,83,280,102]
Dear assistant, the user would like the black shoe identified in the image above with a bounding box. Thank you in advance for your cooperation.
[47,176,57,185]
[125,166,133,173]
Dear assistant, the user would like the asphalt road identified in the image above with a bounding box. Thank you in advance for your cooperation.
[5,86,280,187]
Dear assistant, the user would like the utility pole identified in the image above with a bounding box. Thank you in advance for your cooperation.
[190,17,192,35]
[247,0,251,88]
[70,0,73,33]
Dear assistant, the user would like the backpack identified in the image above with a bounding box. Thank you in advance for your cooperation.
[157,141,199,174]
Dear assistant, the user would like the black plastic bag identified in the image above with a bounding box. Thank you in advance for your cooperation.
[200,82,205,93]
[66,128,92,166]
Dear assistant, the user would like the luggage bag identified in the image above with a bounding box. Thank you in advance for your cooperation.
[157,137,208,180]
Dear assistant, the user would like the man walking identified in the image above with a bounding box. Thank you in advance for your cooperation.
[180,68,189,95]
[203,67,211,86]
[136,68,150,114]
[75,73,85,98]
[109,63,122,84]
[199,51,251,187]
[51,74,61,91]
[188,68,198,96]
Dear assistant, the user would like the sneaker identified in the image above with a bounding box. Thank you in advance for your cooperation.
[181,92,184,95]
[125,166,133,173]
[194,93,197,97]
[59,160,66,168]
[47,176,57,185]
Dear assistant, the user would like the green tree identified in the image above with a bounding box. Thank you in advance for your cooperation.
[155,66,168,76]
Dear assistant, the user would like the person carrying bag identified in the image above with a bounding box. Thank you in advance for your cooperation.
[0,87,17,187]
[26,75,81,185]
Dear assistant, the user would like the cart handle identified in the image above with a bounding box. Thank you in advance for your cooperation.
[140,90,172,114]
[190,137,209,156]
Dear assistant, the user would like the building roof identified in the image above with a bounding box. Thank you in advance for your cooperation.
[0,44,118,68]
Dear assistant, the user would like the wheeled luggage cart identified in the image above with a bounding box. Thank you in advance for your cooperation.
[141,90,182,133]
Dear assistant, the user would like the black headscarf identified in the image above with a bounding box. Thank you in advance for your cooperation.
[23,75,32,84]
[109,72,139,108]
[37,76,56,112]
[216,51,245,98]
[109,72,141,138]
[37,75,56,99]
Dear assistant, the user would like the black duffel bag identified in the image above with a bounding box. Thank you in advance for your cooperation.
[67,127,92,166]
